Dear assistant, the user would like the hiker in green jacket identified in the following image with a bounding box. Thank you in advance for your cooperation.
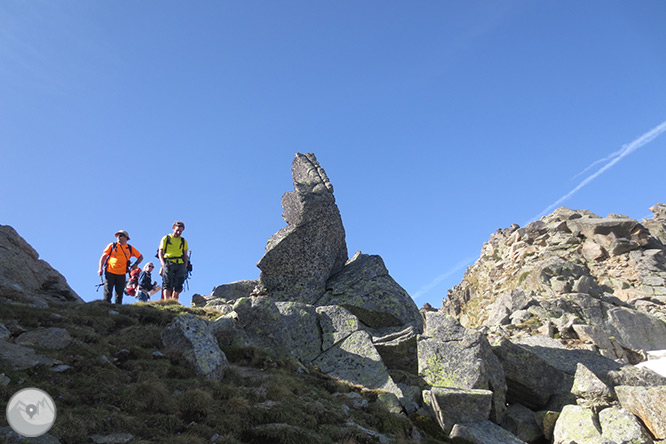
[158,221,189,301]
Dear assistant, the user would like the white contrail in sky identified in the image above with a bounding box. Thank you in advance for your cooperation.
[571,147,625,180]
[412,256,476,300]
[418,119,666,303]
[530,119,666,223]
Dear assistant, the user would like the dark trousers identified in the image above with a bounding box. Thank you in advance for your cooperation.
[104,271,126,304]
[163,262,186,293]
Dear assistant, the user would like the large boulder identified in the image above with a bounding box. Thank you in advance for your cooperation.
[449,420,528,444]
[230,296,294,357]
[317,305,360,352]
[0,225,82,306]
[491,337,572,410]
[616,385,666,439]
[599,406,654,444]
[604,305,666,352]
[160,314,229,381]
[418,312,506,422]
[210,280,257,302]
[552,405,608,444]
[256,153,348,304]
[372,325,420,374]
[313,330,401,397]
[319,251,423,330]
[422,387,493,435]
[0,341,54,370]
[275,301,321,363]
[15,327,72,350]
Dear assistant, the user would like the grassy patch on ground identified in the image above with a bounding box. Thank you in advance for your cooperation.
[0,301,448,444]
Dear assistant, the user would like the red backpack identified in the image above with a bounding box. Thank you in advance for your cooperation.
[124,268,142,297]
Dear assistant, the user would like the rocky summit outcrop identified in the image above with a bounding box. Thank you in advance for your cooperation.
[255,152,348,304]
[196,153,424,408]
[191,157,666,443]
[446,206,666,361]
[445,204,666,443]
[0,225,81,307]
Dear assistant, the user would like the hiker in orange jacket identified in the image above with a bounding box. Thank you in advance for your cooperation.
[98,230,143,304]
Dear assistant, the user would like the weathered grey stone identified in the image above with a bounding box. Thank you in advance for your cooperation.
[616,385,666,439]
[372,325,419,373]
[396,383,421,414]
[375,392,402,415]
[567,217,638,240]
[231,296,293,356]
[450,420,528,444]
[571,363,614,408]
[643,203,666,245]
[275,301,321,363]
[604,305,666,351]
[161,314,229,381]
[210,280,258,301]
[491,338,572,410]
[316,305,360,351]
[190,293,211,307]
[510,310,532,326]
[319,251,423,330]
[553,405,607,444]
[573,275,594,294]
[0,340,53,370]
[572,324,614,353]
[535,410,561,441]
[313,330,401,396]
[500,403,543,444]
[209,314,243,347]
[15,327,72,350]
[0,324,10,340]
[583,240,607,261]
[0,225,82,305]
[599,406,654,444]
[419,312,506,422]
[513,338,666,405]
[423,387,492,434]
[256,153,348,304]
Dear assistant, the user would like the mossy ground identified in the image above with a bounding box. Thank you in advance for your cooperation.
[0,300,448,444]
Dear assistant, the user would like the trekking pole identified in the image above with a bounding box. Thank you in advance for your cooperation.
[185,251,192,291]
[95,275,104,292]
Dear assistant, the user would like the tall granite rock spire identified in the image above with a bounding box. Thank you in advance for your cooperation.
[256,153,348,304]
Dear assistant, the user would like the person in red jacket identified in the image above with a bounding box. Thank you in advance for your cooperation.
[98,230,143,304]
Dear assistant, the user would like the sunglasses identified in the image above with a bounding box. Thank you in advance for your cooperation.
[117,234,126,238]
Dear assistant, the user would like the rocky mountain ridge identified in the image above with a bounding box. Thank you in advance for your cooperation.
[1,153,666,444]
[446,204,666,363]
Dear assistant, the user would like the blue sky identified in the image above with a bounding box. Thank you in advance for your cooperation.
[2,1,666,309]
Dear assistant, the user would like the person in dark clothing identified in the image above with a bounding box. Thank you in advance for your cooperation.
[137,263,161,302]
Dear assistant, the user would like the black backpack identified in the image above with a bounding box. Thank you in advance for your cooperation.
[104,242,134,274]
[156,235,192,273]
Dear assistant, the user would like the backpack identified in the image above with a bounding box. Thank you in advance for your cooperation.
[156,235,192,272]
[124,267,142,297]
[104,242,134,274]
